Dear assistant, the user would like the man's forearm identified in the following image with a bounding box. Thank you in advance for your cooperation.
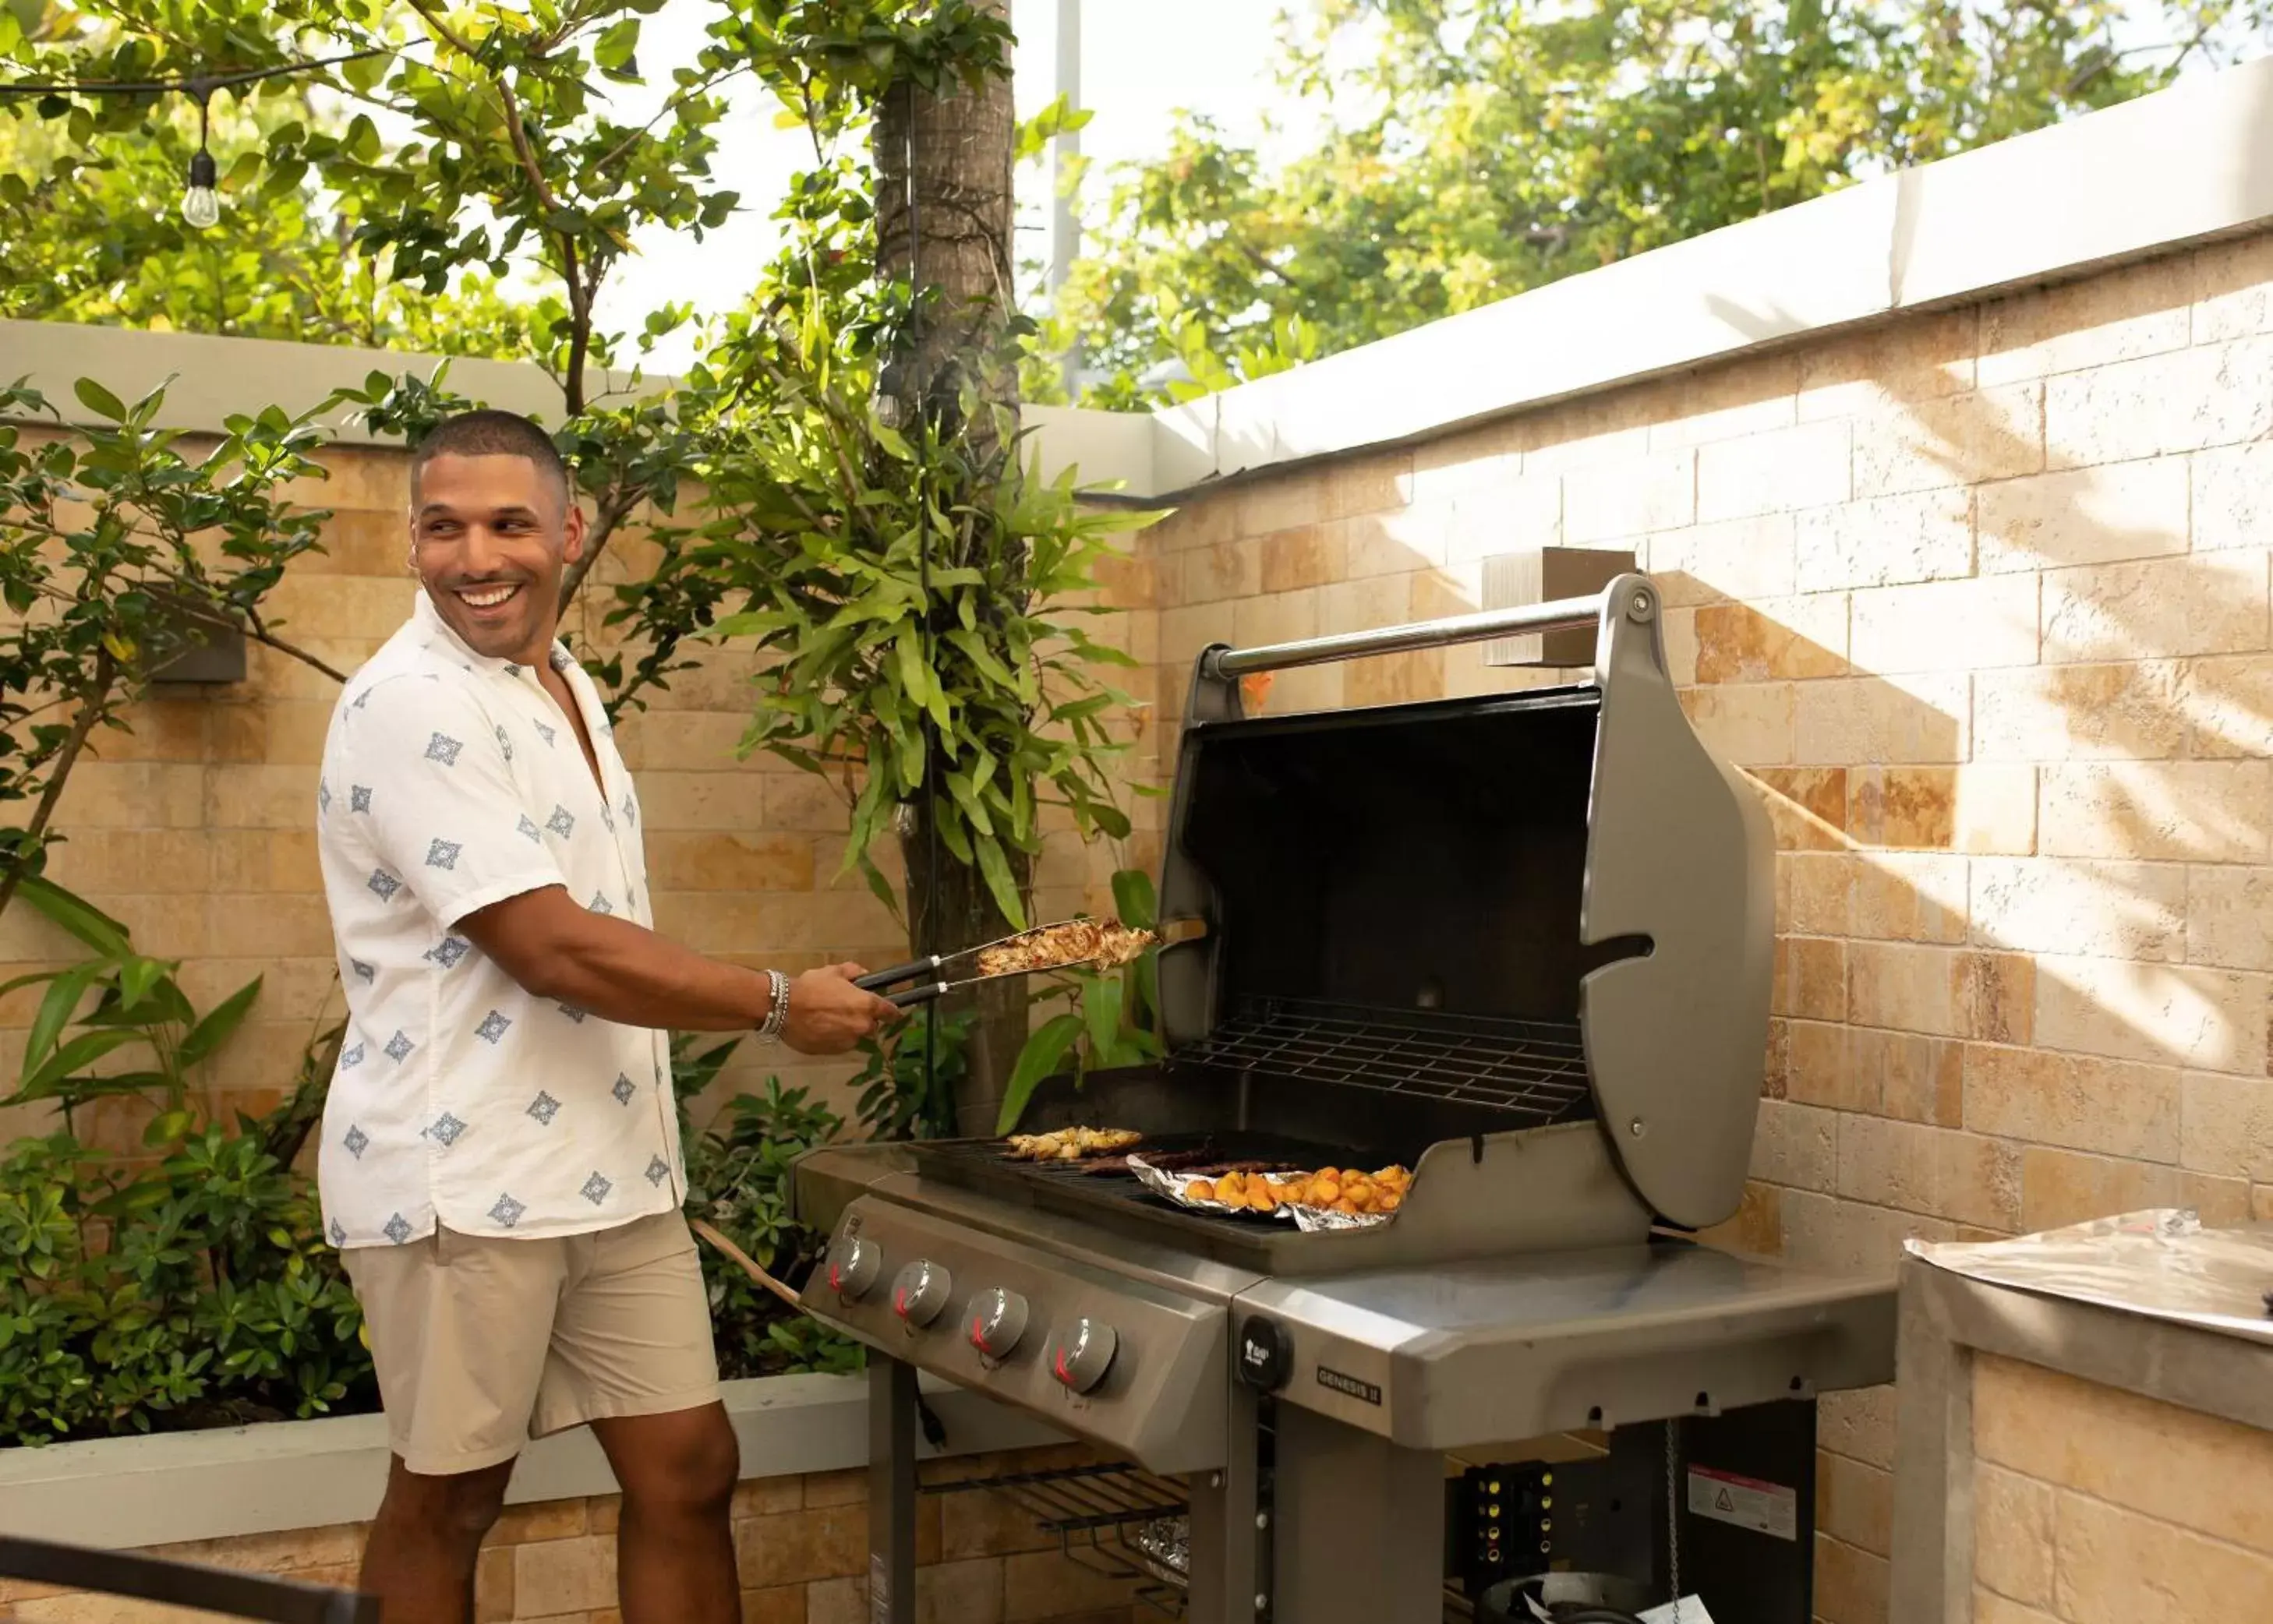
[490,905,776,1033]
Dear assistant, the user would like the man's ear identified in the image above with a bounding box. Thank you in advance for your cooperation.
[561,498,589,563]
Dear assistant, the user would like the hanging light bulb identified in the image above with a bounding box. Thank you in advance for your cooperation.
[180,87,219,229]
[181,147,219,229]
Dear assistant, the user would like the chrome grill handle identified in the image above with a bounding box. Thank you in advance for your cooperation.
[1201,586,1624,680]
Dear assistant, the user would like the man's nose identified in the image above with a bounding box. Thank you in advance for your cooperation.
[459,524,511,576]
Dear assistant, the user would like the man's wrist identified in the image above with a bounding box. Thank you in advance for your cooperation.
[754,968,791,1045]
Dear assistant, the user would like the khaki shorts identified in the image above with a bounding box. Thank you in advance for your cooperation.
[343,1209,720,1475]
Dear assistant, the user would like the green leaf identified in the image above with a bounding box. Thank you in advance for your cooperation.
[1083,975,1124,1063]
[944,628,1017,691]
[23,963,102,1076]
[944,770,993,838]
[118,956,166,1013]
[894,628,931,706]
[973,835,1027,934]
[1131,952,1161,1028]
[8,1029,141,1104]
[593,16,642,72]
[995,1014,1082,1135]
[143,1110,194,1148]
[72,379,127,422]
[16,877,131,955]
[857,854,903,920]
[341,114,381,165]
[1111,869,1158,930]
[180,976,263,1068]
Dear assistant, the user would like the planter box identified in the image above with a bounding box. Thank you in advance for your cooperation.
[0,1372,1141,1623]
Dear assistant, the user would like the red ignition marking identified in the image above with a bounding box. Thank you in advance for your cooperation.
[1055,1349,1070,1382]
[893,1288,908,1317]
[828,1264,843,1290]
[970,1315,987,1347]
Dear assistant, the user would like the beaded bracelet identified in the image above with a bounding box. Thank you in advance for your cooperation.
[755,968,790,1044]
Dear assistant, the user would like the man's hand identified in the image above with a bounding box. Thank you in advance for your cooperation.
[783,964,903,1055]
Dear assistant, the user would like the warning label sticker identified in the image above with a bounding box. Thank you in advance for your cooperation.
[1686,1465,1799,1542]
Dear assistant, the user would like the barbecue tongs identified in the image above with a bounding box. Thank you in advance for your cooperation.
[854,917,1204,1008]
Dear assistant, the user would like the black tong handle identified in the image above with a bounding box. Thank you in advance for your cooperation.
[855,955,942,993]
[886,982,948,1009]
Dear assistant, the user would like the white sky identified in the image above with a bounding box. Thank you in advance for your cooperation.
[595,1,1297,369]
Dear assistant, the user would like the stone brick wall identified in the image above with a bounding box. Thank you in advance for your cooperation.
[0,1446,1141,1622]
[1140,227,2273,1624]
[0,447,1151,1146]
[1969,1353,2273,1622]
[9,217,2273,1624]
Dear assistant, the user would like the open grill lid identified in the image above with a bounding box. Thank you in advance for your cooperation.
[1151,574,1773,1231]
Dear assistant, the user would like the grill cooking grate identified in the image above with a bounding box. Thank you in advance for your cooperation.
[1187,996,1593,1124]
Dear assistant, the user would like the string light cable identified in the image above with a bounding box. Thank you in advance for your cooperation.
[0,48,389,229]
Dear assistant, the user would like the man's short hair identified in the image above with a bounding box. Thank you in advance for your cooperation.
[410,410,571,510]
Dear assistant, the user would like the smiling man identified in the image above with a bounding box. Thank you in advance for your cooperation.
[314,409,900,1624]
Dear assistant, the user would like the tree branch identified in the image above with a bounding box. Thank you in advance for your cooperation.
[405,0,589,417]
[592,64,756,174]
[0,650,115,920]
[557,485,641,613]
[407,0,564,220]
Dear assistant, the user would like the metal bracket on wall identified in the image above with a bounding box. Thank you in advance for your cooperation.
[145,591,248,685]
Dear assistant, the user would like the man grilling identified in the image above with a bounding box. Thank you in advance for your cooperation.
[313,409,901,1624]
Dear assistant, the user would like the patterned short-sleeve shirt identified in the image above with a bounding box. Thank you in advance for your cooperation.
[314,590,680,1248]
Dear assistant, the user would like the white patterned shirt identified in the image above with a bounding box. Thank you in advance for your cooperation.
[313,590,682,1248]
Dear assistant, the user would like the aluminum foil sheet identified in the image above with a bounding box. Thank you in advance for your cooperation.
[1130,1515,1189,1582]
[1907,1208,2273,1346]
[1124,1155,1395,1232]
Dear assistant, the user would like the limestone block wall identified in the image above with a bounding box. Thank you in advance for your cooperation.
[0,1445,1141,1623]
[1144,227,2273,1624]
[1968,1353,2273,1622]
[0,446,1154,1146]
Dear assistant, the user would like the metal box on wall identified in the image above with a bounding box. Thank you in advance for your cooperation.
[147,594,247,686]
[1482,548,1636,667]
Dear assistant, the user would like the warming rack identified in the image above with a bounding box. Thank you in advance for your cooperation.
[1186,997,1593,1123]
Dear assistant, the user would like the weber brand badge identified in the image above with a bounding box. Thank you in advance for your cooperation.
[1315,1365,1382,1407]
[1686,1464,1798,1541]
[1237,1315,1290,1392]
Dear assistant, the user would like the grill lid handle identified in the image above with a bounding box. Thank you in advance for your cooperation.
[1200,588,1623,683]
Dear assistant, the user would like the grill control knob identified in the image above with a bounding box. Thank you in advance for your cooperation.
[892,1260,953,1328]
[967,1287,1030,1360]
[826,1235,881,1301]
[1048,1319,1119,1394]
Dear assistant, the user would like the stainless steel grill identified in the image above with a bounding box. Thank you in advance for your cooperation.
[796,574,1897,1624]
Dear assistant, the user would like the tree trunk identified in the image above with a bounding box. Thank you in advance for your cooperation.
[872,0,1017,444]
[900,796,1031,1137]
[875,0,1026,1131]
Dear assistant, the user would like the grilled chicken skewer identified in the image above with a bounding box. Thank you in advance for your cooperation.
[854,916,1202,1007]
